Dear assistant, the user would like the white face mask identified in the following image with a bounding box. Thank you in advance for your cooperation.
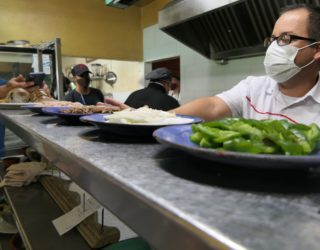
[264,41,316,83]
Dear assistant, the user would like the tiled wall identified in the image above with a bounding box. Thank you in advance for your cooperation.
[144,24,266,104]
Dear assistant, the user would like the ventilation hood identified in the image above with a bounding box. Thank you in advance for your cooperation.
[105,0,138,9]
[159,0,303,62]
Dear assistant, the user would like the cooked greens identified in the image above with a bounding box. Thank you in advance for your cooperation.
[190,118,320,155]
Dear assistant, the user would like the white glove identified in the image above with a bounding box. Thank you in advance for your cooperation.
[0,162,46,187]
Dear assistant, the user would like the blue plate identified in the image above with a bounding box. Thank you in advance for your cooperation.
[153,125,320,169]
[80,114,202,137]
[41,107,91,122]
[22,104,47,114]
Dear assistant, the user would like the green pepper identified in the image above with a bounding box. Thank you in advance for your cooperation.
[258,120,304,155]
[229,121,263,139]
[190,118,320,155]
[196,124,241,143]
[190,130,220,148]
[190,131,203,144]
[302,123,320,151]
[223,138,276,154]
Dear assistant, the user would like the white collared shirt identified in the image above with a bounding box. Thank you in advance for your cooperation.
[217,75,320,125]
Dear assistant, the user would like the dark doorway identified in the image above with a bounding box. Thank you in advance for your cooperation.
[151,57,180,78]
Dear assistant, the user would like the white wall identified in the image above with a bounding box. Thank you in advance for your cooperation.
[143,24,266,104]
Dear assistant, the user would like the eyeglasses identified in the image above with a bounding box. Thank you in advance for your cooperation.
[264,33,317,47]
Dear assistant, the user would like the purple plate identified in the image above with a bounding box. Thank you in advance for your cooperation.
[153,125,320,169]
[41,107,92,122]
[80,113,202,137]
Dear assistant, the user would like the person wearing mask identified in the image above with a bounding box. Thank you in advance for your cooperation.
[64,64,104,105]
[124,67,180,111]
[106,4,320,126]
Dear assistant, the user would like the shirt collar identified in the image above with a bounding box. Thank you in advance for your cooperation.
[148,82,166,93]
[308,75,320,104]
[268,74,320,108]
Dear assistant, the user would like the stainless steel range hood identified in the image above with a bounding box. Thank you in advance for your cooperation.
[159,0,306,62]
[105,0,138,9]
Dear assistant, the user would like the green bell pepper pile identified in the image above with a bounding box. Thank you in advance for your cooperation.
[190,118,320,155]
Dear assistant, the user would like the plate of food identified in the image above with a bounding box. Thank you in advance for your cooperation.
[42,105,120,122]
[21,103,44,114]
[22,101,84,114]
[0,87,53,109]
[153,118,320,169]
[80,107,202,136]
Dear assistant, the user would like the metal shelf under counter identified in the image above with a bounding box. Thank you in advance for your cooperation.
[4,182,91,250]
[1,110,320,250]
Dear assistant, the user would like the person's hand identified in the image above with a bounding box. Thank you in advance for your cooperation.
[21,78,49,94]
[0,75,37,99]
[6,75,35,91]
[96,98,130,110]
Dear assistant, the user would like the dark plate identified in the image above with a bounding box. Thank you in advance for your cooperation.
[41,107,91,122]
[0,103,36,110]
[80,114,202,137]
[153,125,320,169]
[22,104,47,114]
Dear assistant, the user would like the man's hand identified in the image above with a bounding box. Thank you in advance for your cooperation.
[96,98,130,110]
[6,75,35,90]
[0,75,36,99]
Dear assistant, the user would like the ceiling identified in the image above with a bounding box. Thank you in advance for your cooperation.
[134,0,156,7]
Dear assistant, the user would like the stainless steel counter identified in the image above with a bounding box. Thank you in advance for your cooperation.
[1,110,320,250]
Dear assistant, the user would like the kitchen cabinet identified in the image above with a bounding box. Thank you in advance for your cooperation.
[1,110,320,250]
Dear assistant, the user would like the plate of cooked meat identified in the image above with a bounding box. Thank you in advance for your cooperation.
[22,101,84,114]
[42,105,120,122]
[0,88,52,109]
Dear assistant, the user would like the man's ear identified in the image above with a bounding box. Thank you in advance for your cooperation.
[314,43,320,61]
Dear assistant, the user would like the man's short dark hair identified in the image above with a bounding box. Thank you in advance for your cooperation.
[281,4,320,40]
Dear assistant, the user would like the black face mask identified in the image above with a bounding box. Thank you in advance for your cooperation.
[77,76,90,88]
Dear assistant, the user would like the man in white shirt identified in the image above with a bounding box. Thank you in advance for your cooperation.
[105,4,320,125]
[173,4,320,125]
